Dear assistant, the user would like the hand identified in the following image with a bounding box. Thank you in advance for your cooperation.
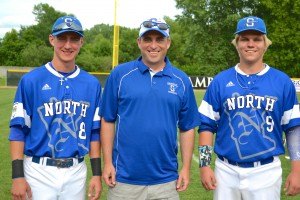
[88,176,102,200]
[284,171,300,196]
[200,166,217,190]
[176,168,190,192]
[102,163,116,187]
[11,178,32,200]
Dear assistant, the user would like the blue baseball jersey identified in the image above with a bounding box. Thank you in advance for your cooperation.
[101,57,200,185]
[199,65,300,162]
[9,62,102,158]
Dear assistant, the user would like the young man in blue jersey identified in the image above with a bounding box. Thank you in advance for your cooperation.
[100,17,200,199]
[198,16,300,199]
[9,16,102,200]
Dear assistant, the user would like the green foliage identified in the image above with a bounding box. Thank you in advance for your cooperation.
[175,0,299,77]
[69,24,140,72]
[20,42,53,67]
[0,1,299,77]
[0,30,26,66]
[118,27,140,63]
[77,53,111,72]
[255,0,300,76]
[31,3,67,45]
[175,0,259,73]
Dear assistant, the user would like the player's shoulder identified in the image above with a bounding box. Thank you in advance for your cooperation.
[210,66,235,82]
[21,64,47,80]
[267,66,291,79]
[78,67,96,78]
[216,66,234,77]
[77,67,101,85]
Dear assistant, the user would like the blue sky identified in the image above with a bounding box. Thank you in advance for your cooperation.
[0,0,182,38]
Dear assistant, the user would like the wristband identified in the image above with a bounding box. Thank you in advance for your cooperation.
[12,159,24,179]
[198,145,213,168]
[90,158,102,176]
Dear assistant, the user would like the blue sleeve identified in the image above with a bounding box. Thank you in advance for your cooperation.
[90,128,100,142]
[10,76,33,128]
[282,79,300,131]
[101,70,119,122]
[198,78,220,133]
[178,79,201,131]
[8,125,27,141]
[92,82,102,130]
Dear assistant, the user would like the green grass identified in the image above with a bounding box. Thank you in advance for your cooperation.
[0,77,6,86]
[0,88,299,199]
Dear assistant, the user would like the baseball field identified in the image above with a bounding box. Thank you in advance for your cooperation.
[0,88,298,199]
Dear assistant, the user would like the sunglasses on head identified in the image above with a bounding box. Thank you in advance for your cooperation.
[52,22,83,34]
[141,21,169,30]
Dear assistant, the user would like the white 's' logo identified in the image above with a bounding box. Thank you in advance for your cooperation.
[167,82,178,95]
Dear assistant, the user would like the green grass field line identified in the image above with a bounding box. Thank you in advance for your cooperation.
[0,88,298,199]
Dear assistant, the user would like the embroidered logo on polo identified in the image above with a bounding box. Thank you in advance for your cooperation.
[167,82,178,95]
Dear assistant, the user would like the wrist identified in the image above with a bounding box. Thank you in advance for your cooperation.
[12,159,24,179]
[90,158,102,176]
[198,145,213,168]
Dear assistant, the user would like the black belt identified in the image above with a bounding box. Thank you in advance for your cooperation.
[32,156,84,168]
[217,155,274,168]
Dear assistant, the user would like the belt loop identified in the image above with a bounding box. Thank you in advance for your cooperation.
[73,158,78,165]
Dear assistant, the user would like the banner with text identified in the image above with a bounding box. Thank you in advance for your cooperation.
[292,78,300,92]
[189,76,213,89]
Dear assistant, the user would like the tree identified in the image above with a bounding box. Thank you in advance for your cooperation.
[175,0,300,77]
[118,26,140,63]
[175,0,264,75]
[0,3,67,67]
[78,27,113,72]
[0,29,25,66]
[255,0,300,76]
[20,42,53,67]
[31,3,67,45]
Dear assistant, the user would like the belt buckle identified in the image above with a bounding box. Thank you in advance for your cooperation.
[56,159,71,168]
[56,159,63,168]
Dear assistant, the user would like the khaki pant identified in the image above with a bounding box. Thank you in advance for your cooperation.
[108,180,180,200]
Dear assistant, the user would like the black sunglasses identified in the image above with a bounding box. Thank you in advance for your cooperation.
[141,21,169,30]
[52,22,83,34]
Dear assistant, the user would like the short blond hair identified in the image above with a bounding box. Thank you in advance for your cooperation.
[231,34,272,48]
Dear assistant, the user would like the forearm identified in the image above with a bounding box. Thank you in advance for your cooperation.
[10,141,25,160]
[100,118,115,164]
[179,129,195,170]
[198,131,213,146]
[10,141,25,179]
[89,141,101,158]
